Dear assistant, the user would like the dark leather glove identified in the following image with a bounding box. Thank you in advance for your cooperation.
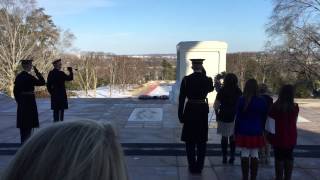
[178,113,184,123]
[33,66,39,74]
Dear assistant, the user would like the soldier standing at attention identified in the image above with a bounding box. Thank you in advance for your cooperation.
[14,59,46,144]
[178,59,214,174]
[47,59,73,122]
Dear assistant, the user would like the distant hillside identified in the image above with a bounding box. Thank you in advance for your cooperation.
[126,54,176,59]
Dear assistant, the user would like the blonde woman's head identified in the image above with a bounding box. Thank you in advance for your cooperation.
[1,120,127,180]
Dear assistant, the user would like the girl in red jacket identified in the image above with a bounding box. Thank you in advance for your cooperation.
[268,85,299,180]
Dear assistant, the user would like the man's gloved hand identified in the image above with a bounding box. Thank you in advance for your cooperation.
[67,67,73,72]
[178,113,184,123]
[33,66,39,74]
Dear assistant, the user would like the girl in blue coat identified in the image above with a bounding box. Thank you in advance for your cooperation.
[235,79,267,180]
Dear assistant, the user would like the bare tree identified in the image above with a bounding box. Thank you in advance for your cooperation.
[108,56,118,96]
[227,52,258,89]
[255,51,276,84]
[68,53,173,97]
[75,52,99,97]
[56,29,76,55]
[0,0,60,96]
[267,0,320,78]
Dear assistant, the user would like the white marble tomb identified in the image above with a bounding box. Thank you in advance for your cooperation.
[170,41,228,104]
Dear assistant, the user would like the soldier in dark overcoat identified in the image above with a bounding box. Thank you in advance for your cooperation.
[13,59,46,144]
[178,59,214,174]
[47,59,73,122]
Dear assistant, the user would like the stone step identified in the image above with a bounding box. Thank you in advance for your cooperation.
[0,94,16,112]
[1,143,319,157]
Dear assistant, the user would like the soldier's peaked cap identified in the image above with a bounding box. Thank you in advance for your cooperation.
[20,59,33,65]
[52,59,62,65]
[190,59,205,65]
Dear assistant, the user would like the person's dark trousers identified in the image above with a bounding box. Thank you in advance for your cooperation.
[274,147,294,180]
[229,135,235,163]
[241,157,250,180]
[186,142,207,173]
[186,142,196,172]
[53,109,64,122]
[196,142,207,171]
[250,157,259,180]
[20,128,32,144]
[221,136,235,164]
[221,137,228,163]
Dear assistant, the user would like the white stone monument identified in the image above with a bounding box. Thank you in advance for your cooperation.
[170,41,228,104]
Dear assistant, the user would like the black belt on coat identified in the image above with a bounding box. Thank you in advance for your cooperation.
[20,91,35,95]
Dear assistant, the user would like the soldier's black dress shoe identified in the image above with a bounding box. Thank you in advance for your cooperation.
[222,156,227,164]
[189,166,202,174]
[229,157,235,164]
[189,169,202,174]
[192,166,203,174]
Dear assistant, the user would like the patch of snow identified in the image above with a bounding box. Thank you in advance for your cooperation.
[297,116,311,123]
[71,85,134,98]
[71,83,174,98]
[147,85,172,96]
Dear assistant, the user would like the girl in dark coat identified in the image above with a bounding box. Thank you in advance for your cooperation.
[214,73,242,164]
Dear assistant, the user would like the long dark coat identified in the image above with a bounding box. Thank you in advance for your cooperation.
[47,69,73,110]
[14,71,45,128]
[215,87,242,123]
[178,72,214,142]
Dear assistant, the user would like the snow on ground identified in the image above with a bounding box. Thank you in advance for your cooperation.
[298,116,311,122]
[147,85,172,96]
[72,83,174,98]
[71,85,134,98]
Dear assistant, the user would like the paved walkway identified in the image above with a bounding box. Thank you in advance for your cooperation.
[0,95,319,179]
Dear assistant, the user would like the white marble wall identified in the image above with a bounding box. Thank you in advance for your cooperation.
[170,41,228,104]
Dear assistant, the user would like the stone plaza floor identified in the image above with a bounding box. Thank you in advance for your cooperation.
[0,95,319,180]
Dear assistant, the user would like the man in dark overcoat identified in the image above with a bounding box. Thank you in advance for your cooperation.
[14,59,46,144]
[178,59,214,174]
[47,59,73,122]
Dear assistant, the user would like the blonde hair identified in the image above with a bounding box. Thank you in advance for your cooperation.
[1,120,128,180]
